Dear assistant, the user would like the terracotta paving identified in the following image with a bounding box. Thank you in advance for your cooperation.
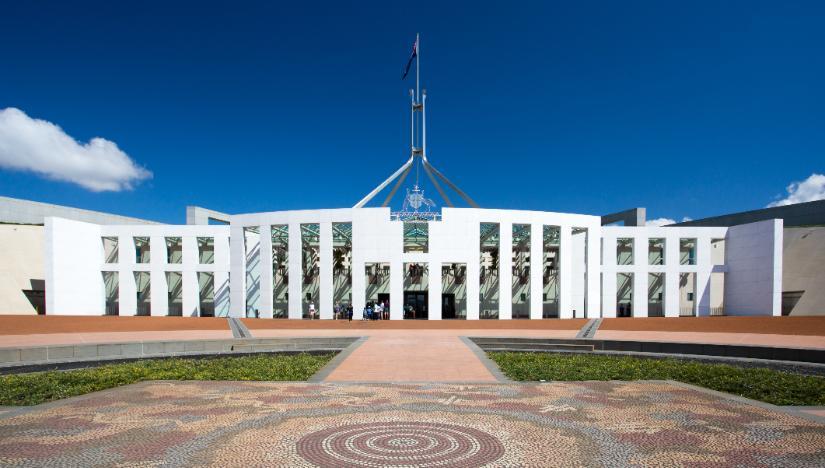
[323,332,498,382]
[0,316,230,335]
[595,330,825,349]
[1,380,823,467]
[0,330,234,348]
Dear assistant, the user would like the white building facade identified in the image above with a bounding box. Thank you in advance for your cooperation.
[45,208,783,319]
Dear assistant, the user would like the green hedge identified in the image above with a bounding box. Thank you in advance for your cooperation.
[489,352,825,406]
[0,353,334,406]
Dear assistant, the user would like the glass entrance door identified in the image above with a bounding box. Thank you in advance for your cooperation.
[403,291,428,319]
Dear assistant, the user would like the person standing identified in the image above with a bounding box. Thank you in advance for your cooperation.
[309,301,316,320]
[334,302,341,320]
[347,304,353,321]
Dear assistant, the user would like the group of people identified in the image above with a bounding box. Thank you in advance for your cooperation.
[363,301,389,320]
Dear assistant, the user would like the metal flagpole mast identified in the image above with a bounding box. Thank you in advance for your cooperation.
[416,33,420,103]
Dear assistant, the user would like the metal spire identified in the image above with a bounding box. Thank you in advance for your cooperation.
[354,34,478,210]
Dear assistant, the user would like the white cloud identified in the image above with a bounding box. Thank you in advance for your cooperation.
[646,216,692,226]
[0,107,151,191]
[646,217,676,226]
[767,173,825,207]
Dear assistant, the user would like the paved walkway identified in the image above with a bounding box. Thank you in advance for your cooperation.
[1,380,823,467]
[323,333,498,382]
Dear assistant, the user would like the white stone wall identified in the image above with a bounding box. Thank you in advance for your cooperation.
[725,219,783,316]
[44,209,783,319]
[46,217,229,316]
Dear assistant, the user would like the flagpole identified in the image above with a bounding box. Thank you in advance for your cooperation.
[416,33,420,103]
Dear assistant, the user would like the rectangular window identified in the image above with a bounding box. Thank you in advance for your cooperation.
[333,223,353,315]
[542,226,560,318]
[512,224,530,319]
[102,237,119,263]
[711,238,725,265]
[134,271,151,316]
[198,272,215,317]
[301,223,320,319]
[403,222,428,253]
[166,237,182,264]
[442,263,467,319]
[166,272,182,316]
[479,223,499,319]
[648,238,665,265]
[102,271,119,315]
[648,273,664,317]
[616,272,633,317]
[271,225,289,318]
[616,238,633,265]
[134,237,150,263]
[244,227,260,317]
[680,238,696,265]
[198,237,215,264]
[679,272,696,316]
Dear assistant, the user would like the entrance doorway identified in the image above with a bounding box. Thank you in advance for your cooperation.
[404,291,428,319]
[441,294,456,319]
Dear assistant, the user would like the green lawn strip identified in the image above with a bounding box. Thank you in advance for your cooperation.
[489,352,825,406]
[0,353,335,406]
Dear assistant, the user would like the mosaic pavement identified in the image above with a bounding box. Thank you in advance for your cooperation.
[1,381,824,467]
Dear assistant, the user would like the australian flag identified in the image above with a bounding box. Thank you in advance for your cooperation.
[402,38,418,80]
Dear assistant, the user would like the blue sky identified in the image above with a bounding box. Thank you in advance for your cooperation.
[0,1,823,224]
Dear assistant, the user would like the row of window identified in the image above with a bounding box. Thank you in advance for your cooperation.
[102,236,215,264]
[102,270,219,317]
[613,237,725,266]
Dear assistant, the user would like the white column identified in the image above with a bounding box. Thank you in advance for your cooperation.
[182,270,199,317]
[228,226,246,318]
[428,262,442,320]
[558,226,573,319]
[259,225,273,319]
[586,227,601,318]
[214,270,230,317]
[390,259,403,320]
[466,221,480,320]
[632,236,647,317]
[319,222,333,319]
[695,236,712,316]
[149,235,166,316]
[530,223,543,319]
[633,269,648,317]
[499,222,513,319]
[288,223,303,319]
[664,235,680,317]
[600,233,616,318]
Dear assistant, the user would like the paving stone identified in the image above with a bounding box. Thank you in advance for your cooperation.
[0,381,822,467]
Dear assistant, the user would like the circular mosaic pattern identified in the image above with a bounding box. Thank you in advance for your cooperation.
[296,421,505,467]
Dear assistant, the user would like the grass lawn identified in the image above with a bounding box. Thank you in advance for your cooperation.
[489,352,825,406]
[0,353,335,406]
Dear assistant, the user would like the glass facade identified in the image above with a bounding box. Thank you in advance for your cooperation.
[479,223,499,319]
[301,223,320,318]
[542,226,560,318]
[512,224,530,319]
[271,225,289,318]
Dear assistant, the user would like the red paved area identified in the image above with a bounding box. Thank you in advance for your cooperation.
[0,316,229,335]
[323,332,498,382]
[241,318,587,330]
[0,381,823,466]
[600,316,825,336]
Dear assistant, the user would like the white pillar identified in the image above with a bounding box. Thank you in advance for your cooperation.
[259,225,273,319]
[695,236,712,316]
[586,227,601,318]
[288,223,302,319]
[558,226,573,318]
[183,270,199,317]
[429,262,442,320]
[466,221,480,320]
[390,259,403,320]
[664,235,680,317]
[499,222,513,319]
[149,235,166,316]
[214,270,230,317]
[320,222,333,319]
[228,226,246,318]
[530,223,543,320]
[633,269,648,317]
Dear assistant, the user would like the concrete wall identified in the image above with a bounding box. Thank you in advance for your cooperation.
[724,219,783,316]
[1,196,157,225]
[783,227,825,315]
[230,207,602,320]
[0,225,44,314]
[46,218,230,316]
[601,225,729,317]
